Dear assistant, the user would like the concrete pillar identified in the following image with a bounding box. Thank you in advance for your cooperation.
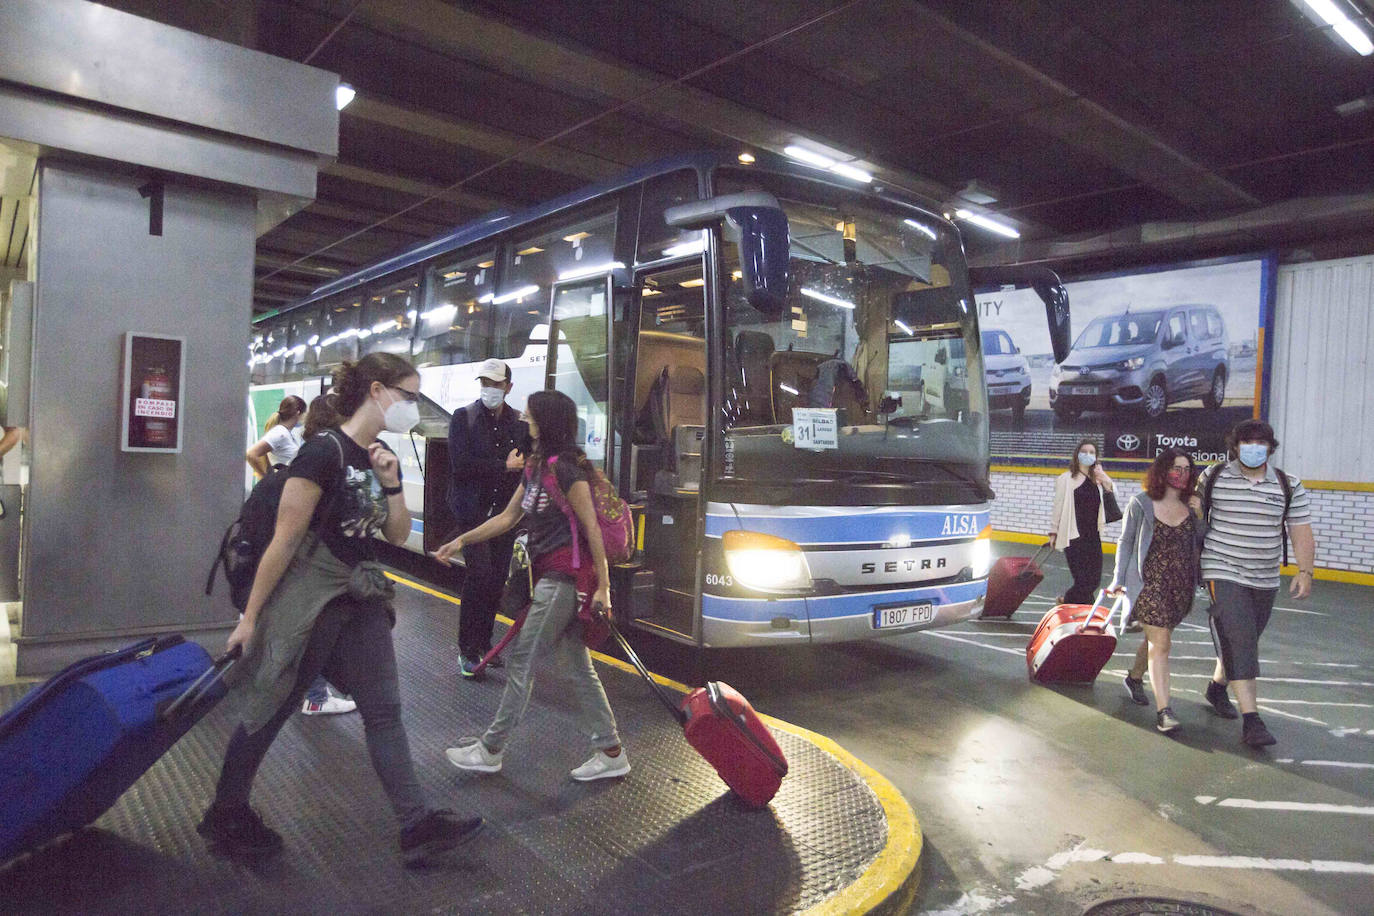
[0,0,338,672]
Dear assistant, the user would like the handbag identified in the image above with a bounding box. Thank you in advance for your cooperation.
[1103,489,1123,524]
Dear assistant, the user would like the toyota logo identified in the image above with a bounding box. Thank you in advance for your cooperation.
[1117,433,1141,452]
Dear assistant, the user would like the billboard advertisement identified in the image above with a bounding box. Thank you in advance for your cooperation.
[976,256,1274,465]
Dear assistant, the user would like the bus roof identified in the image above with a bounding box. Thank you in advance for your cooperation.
[288,153,716,313]
[268,150,950,320]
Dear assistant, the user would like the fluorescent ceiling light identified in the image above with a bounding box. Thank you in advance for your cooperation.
[679,278,705,288]
[489,285,540,305]
[783,145,835,169]
[895,319,914,335]
[800,287,855,309]
[307,334,320,346]
[738,152,756,164]
[335,84,356,110]
[779,383,800,396]
[559,261,623,281]
[372,320,397,334]
[784,143,874,183]
[954,209,1021,239]
[903,218,938,241]
[1299,0,1374,55]
[421,304,458,322]
[829,163,873,183]
[662,238,706,258]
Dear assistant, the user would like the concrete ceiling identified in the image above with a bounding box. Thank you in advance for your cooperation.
[94,0,1374,312]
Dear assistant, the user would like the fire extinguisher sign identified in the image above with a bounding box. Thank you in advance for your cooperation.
[121,332,186,453]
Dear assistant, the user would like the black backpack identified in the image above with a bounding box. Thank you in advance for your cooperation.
[1201,462,1294,565]
[205,430,345,610]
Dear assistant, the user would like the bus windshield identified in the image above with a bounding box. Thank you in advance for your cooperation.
[714,169,986,500]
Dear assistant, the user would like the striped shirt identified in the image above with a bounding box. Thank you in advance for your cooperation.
[1198,460,1311,589]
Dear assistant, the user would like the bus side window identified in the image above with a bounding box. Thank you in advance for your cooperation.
[359,279,418,357]
[417,253,495,368]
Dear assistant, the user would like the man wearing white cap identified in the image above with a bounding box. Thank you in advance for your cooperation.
[446,358,529,677]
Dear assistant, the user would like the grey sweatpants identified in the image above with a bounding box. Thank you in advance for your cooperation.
[214,595,428,829]
[482,575,620,754]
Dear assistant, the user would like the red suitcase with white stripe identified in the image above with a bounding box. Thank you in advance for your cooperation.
[1026,591,1125,684]
[983,542,1053,618]
[602,611,786,808]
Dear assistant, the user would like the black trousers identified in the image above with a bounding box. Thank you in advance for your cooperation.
[458,526,519,659]
[1063,534,1103,605]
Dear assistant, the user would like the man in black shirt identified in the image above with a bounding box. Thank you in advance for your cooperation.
[448,358,528,677]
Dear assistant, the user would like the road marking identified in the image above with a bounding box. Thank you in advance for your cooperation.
[1273,605,1327,616]
[1196,796,1374,816]
[1329,727,1374,738]
[921,890,1016,915]
[1103,653,1359,669]
[1275,759,1374,770]
[1020,843,1374,887]
[1171,855,1374,874]
[922,630,1023,657]
[1155,673,1372,687]
[1260,700,1373,708]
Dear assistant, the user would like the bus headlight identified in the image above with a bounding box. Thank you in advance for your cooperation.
[722,530,812,592]
[970,531,993,579]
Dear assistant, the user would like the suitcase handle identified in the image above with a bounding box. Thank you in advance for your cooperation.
[596,604,688,726]
[1080,590,1127,633]
[158,645,241,722]
[1024,541,1054,572]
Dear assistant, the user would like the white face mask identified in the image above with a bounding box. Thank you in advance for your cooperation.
[1078,451,1096,468]
[479,386,505,410]
[378,389,420,434]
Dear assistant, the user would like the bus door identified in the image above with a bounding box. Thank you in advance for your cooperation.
[619,262,707,642]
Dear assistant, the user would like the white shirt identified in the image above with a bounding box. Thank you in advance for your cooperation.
[261,424,304,467]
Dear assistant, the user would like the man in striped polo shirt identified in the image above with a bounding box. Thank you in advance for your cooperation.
[1196,419,1315,748]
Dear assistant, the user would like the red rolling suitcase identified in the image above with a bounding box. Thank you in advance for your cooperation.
[602,611,787,808]
[1026,590,1124,684]
[983,542,1053,618]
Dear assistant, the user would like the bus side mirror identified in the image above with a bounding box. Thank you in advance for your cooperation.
[969,265,1072,363]
[665,191,790,315]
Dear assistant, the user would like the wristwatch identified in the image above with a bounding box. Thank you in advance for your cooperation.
[381,483,403,496]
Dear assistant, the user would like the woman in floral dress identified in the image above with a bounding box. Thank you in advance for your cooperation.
[1108,448,1205,733]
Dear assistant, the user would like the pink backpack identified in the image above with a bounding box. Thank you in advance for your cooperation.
[532,456,634,566]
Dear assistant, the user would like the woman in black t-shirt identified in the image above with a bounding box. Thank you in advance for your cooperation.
[435,390,627,784]
[200,353,483,867]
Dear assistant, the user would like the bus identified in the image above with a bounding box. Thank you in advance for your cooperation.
[247,152,1070,648]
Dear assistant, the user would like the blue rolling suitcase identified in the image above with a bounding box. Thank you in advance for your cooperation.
[0,634,238,863]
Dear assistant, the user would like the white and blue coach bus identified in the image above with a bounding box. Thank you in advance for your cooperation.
[248,152,1071,648]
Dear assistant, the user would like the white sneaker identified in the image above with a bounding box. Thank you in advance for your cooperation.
[301,695,357,715]
[570,749,630,782]
[445,739,503,773]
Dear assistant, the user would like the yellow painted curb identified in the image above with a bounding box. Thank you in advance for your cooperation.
[387,571,922,915]
[987,531,1374,586]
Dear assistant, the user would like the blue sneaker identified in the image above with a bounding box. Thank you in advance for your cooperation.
[459,655,484,680]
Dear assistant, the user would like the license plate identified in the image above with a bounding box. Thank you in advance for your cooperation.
[873,602,935,629]
[1065,385,1099,395]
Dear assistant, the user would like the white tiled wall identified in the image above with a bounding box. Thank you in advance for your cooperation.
[989,470,1373,575]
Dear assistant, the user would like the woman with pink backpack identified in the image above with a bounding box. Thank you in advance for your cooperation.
[434,389,630,782]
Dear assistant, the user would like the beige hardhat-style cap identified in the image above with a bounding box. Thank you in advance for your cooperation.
[475,358,512,383]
